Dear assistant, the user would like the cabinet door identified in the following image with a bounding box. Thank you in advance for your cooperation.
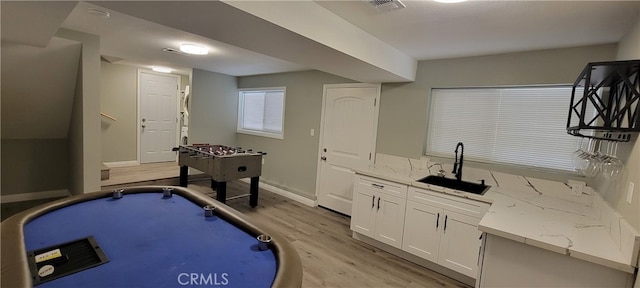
[438,210,483,278]
[402,201,442,263]
[350,186,376,237]
[374,194,406,249]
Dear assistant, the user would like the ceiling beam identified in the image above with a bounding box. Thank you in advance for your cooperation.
[92,1,416,83]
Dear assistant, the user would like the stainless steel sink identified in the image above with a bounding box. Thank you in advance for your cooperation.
[417,175,490,195]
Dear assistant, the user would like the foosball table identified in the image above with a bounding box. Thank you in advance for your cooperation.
[174,144,266,207]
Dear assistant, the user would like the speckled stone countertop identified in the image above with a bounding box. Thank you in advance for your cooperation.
[354,154,639,273]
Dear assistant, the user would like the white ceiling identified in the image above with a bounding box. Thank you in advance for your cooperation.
[63,0,640,80]
[316,0,640,60]
[62,2,308,76]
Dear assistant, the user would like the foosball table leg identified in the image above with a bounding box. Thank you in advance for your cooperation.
[179,165,188,187]
[216,181,227,204]
[250,177,259,208]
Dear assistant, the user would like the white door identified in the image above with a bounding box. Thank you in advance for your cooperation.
[316,83,380,215]
[139,71,179,163]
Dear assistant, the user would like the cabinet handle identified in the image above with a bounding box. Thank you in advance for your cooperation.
[371,195,375,208]
[371,183,384,189]
[444,215,448,232]
[377,197,381,211]
[436,213,440,229]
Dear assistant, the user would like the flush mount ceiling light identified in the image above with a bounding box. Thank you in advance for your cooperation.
[179,44,208,55]
[152,66,172,73]
[87,8,110,18]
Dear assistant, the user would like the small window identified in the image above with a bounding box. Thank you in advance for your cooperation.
[427,86,593,172]
[237,87,285,139]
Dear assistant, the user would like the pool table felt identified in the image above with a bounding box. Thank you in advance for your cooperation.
[1,186,302,288]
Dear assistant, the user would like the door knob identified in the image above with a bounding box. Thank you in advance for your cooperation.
[321,156,327,161]
[142,125,146,128]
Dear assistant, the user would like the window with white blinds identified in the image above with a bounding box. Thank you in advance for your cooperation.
[237,87,285,139]
[427,86,590,172]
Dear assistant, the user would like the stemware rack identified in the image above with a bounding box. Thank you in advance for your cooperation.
[566,60,640,142]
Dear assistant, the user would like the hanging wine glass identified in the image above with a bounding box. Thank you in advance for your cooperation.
[594,139,609,173]
[572,138,586,173]
[581,139,599,177]
[602,141,625,180]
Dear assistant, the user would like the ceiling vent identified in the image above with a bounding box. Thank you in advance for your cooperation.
[368,0,406,12]
[162,47,187,56]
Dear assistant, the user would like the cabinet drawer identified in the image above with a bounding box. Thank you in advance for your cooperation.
[355,175,408,198]
[408,187,489,219]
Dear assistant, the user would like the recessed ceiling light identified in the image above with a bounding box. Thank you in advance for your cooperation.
[152,66,172,73]
[88,8,110,18]
[179,44,208,55]
[433,0,467,3]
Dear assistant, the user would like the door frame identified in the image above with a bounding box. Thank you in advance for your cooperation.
[136,69,181,163]
[314,82,381,206]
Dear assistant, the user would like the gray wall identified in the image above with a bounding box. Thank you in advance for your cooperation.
[57,28,102,195]
[375,41,640,230]
[377,44,618,159]
[100,62,190,163]
[602,15,640,231]
[101,62,137,162]
[190,69,238,146]
[1,139,69,195]
[237,70,355,198]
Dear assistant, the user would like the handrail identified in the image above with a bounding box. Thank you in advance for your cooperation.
[100,112,117,121]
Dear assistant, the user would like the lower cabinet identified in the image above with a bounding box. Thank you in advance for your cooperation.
[478,234,632,287]
[437,210,483,278]
[402,201,441,263]
[351,175,489,280]
[403,187,488,278]
[350,175,407,249]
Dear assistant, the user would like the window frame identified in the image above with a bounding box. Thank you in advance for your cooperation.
[425,85,589,174]
[237,87,286,139]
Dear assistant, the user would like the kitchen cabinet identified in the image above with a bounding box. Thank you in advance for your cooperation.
[403,187,489,278]
[478,233,632,287]
[403,200,441,263]
[350,175,407,249]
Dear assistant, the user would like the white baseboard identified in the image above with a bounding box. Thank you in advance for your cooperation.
[103,160,139,168]
[239,179,317,207]
[1,189,71,203]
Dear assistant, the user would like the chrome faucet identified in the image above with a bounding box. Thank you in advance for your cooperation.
[452,142,464,182]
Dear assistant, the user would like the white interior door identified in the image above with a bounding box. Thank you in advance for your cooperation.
[139,71,179,163]
[316,83,380,215]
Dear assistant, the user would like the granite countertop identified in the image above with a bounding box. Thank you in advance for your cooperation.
[354,154,639,273]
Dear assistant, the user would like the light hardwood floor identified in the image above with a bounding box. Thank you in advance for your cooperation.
[17,162,471,287]
[189,179,470,288]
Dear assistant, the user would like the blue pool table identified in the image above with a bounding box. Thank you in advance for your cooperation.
[1,186,302,287]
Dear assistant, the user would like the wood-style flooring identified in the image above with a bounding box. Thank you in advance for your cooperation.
[12,162,471,288]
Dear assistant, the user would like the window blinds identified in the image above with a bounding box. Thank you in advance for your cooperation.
[427,86,589,171]
[238,88,285,139]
